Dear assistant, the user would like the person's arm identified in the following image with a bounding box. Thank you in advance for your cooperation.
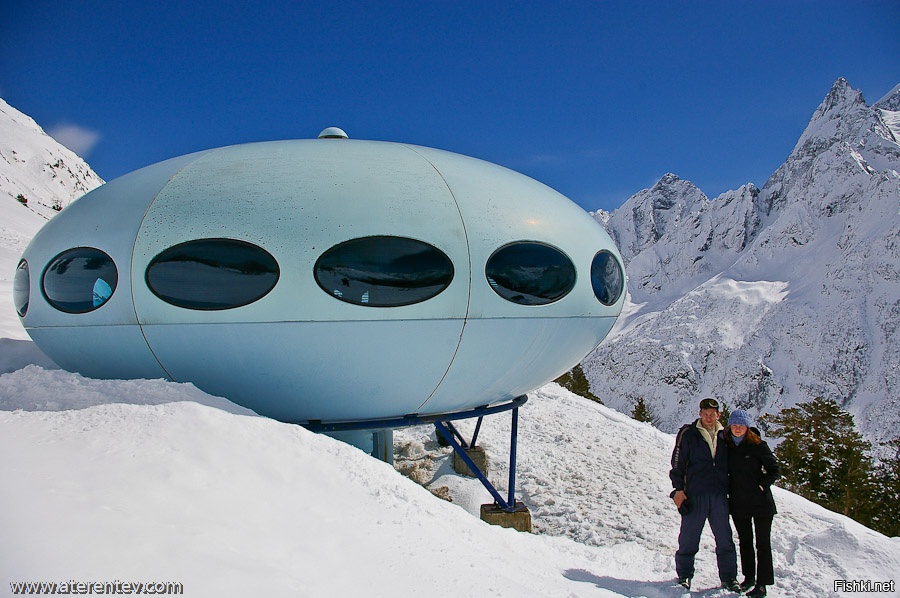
[758,441,781,489]
[670,427,689,505]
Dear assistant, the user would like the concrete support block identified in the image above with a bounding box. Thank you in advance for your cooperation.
[452,445,488,477]
[480,502,532,533]
[326,428,393,464]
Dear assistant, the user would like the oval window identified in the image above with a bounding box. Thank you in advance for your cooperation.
[42,248,118,313]
[591,250,624,306]
[314,236,454,307]
[146,239,279,310]
[485,242,576,305]
[14,260,29,317]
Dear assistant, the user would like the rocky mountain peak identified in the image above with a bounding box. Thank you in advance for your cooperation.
[758,79,898,218]
[587,77,900,448]
[604,173,708,263]
[811,77,865,120]
[790,78,874,158]
[791,78,894,160]
[606,175,763,305]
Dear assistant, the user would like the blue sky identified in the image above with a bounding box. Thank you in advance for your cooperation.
[2,1,898,212]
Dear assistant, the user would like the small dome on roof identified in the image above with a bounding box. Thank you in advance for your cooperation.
[318,127,348,139]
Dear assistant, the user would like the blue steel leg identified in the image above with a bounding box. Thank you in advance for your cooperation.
[471,416,484,447]
[434,421,512,511]
[444,421,469,449]
[508,407,518,509]
[435,406,524,514]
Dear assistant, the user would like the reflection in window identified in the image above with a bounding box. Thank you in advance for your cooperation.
[146,239,279,310]
[314,236,454,307]
[485,242,576,305]
[591,250,624,306]
[14,260,29,317]
[43,248,118,313]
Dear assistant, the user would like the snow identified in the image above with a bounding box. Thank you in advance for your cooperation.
[1,367,899,597]
[0,97,102,342]
[585,79,900,446]
[2,93,900,597]
[0,98,103,219]
[686,276,789,350]
[879,109,900,143]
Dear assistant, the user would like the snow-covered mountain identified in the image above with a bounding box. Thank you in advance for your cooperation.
[0,98,103,341]
[585,78,900,448]
[0,98,102,219]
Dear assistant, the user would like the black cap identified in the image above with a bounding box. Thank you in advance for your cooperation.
[699,398,720,411]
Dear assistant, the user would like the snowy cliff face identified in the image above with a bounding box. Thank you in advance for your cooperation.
[0,97,103,223]
[0,98,104,339]
[606,174,763,305]
[586,78,900,449]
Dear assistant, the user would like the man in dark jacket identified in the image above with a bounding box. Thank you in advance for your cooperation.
[669,398,739,592]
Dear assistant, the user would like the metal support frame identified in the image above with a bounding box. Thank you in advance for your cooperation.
[471,416,484,447]
[300,395,528,513]
[443,421,470,449]
[434,402,523,513]
[300,394,527,432]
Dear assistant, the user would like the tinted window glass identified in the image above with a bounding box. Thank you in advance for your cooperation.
[591,250,624,306]
[43,248,118,313]
[14,260,29,317]
[485,242,576,305]
[314,236,454,307]
[146,239,279,310]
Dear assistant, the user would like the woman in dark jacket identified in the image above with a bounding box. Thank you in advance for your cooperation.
[725,409,780,598]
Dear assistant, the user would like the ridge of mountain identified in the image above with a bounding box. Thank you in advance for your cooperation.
[0,98,104,340]
[0,97,103,222]
[587,78,900,449]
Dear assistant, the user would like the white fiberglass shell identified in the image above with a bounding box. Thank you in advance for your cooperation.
[18,138,624,423]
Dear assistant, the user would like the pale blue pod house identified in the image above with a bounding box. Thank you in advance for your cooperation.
[15,129,626,461]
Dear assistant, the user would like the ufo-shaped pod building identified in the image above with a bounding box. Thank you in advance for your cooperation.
[15,136,625,425]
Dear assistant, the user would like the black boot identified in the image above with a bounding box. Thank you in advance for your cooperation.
[739,578,756,592]
[723,579,742,592]
[746,585,767,597]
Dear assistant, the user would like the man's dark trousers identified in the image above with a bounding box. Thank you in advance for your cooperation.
[675,494,737,583]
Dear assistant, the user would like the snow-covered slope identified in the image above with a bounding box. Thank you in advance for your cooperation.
[3,367,898,597]
[0,98,103,341]
[0,98,102,219]
[586,78,900,447]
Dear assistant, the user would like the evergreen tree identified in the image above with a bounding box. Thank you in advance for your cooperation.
[718,403,731,429]
[553,364,603,404]
[869,438,900,537]
[763,397,875,521]
[632,397,658,425]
